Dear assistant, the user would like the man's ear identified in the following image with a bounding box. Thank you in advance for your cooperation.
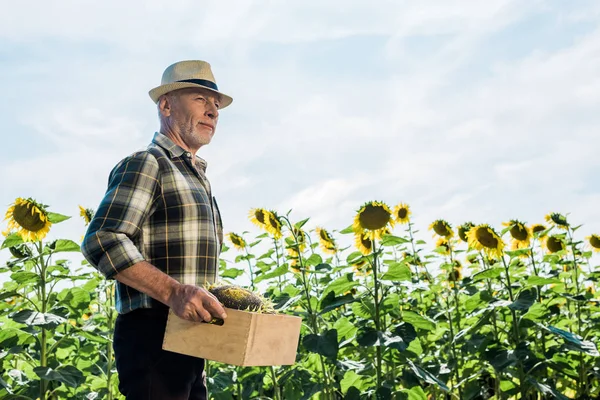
[158,95,171,117]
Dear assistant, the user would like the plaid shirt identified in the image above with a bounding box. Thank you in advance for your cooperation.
[82,132,224,314]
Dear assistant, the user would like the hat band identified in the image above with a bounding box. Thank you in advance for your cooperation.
[176,78,218,91]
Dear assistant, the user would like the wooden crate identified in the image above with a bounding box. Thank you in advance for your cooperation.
[162,308,302,366]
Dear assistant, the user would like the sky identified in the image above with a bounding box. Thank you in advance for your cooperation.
[1,0,600,269]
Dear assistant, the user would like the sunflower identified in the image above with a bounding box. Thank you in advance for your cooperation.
[352,201,393,239]
[503,219,532,250]
[392,202,411,224]
[531,223,547,238]
[587,234,600,253]
[355,232,374,255]
[458,222,474,243]
[429,219,453,238]
[436,237,451,255]
[315,227,337,254]
[79,206,94,226]
[291,227,307,252]
[249,208,268,228]
[227,232,246,251]
[352,258,372,276]
[264,210,283,239]
[4,198,52,242]
[287,247,301,273]
[545,235,565,253]
[448,261,462,286]
[466,224,505,258]
[545,213,569,230]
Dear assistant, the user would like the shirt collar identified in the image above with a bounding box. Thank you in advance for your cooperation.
[152,132,208,172]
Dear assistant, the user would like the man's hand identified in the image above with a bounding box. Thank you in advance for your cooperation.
[168,284,228,322]
[113,261,228,322]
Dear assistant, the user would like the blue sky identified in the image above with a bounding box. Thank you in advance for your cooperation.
[1,1,600,263]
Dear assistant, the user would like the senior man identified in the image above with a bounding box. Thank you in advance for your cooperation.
[82,60,232,400]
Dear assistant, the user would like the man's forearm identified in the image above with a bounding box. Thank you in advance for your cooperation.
[114,261,179,306]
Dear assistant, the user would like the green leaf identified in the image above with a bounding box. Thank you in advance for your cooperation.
[406,360,449,392]
[356,327,382,347]
[509,288,537,312]
[393,322,417,346]
[527,377,569,400]
[11,310,66,329]
[352,299,375,319]
[220,268,244,279]
[334,317,357,340]
[401,386,428,400]
[323,273,359,296]
[0,291,18,301]
[47,212,71,224]
[305,253,323,267]
[48,239,80,253]
[57,287,91,310]
[33,365,84,387]
[381,234,409,246]
[319,291,356,314]
[1,234,24,249]
[484,347,517,371]
[545,325,600,356]
[10,272,40,285]
[254,264,288,284]
[472,267,504,282]
[294,218,310,229]
[402,311,435,331]
[526,276,562,286]
[340,370,372,394]
[339,225,355,234]
[522,303,547,321]
[465,291,493,313]
[303,329,338,359]
[380,262,412,281]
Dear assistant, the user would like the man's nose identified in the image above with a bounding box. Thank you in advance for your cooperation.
[206,102,219,119]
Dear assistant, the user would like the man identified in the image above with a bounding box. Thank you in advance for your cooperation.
[82,60,232,400]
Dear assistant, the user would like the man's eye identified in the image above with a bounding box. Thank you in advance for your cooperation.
[197,97,206,102]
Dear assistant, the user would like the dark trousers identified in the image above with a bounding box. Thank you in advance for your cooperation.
[113,307,207,400]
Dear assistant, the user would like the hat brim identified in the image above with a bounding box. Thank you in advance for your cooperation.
[149,82,233,108]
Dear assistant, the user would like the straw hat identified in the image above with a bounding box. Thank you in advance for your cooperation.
[148,60,233,108]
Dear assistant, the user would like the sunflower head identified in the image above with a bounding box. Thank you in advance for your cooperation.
[466,224,505,258]
[352,258,372,276]
[4,198,52,242]
[393,202,411,224]
[429,219,453,238]
[587,234,600,253]
[353,201,393,238]
[78,206,94,227]
[458,222,474,242]
[503,219,532,249]
[545,235,566,254]
[448,261,462,285]
[227,232,247,251]
[291,227,307,252]
[264,210,283,239]
[315,227,337,254]
[545,213,569,230]
[249,208,267,226]
[435,237,451,255]
[531,224,547,238]
[355,232,374,256]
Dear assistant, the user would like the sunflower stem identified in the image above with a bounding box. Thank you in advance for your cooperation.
[371,241,383,391]
[501,256,527,398]
[36,241,48,400]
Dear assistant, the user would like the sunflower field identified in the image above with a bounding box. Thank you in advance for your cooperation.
[1,197,600,399]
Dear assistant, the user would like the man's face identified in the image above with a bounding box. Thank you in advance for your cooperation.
[162,87,221,150]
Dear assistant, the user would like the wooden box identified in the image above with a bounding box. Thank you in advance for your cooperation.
[162,308,302,366]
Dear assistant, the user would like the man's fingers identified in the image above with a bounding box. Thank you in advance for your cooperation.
[203,296,227,319]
